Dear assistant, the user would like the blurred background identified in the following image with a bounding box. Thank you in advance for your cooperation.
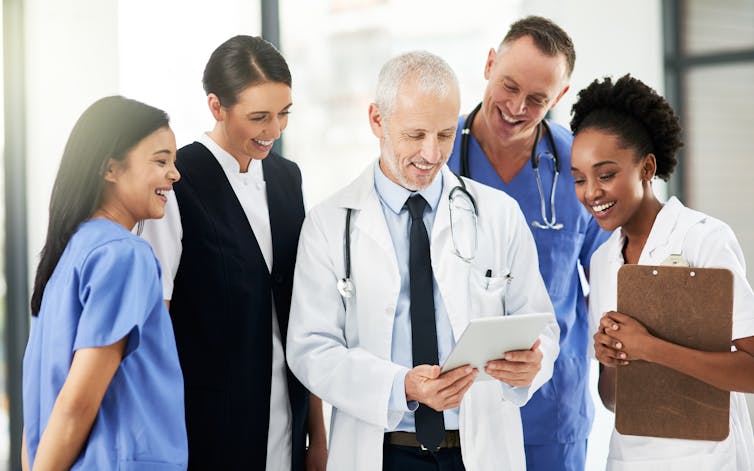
[2,0,753,469]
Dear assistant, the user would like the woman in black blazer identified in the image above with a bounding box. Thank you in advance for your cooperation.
[141,35,326,471]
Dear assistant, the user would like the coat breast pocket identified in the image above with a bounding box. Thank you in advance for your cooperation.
[468,268,510,318]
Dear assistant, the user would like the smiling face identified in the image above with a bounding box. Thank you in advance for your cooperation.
[571,128,657,233]
[370,76,460,191]
[209,81,292,169]
[481,35,569,146]
[101,126,179,229]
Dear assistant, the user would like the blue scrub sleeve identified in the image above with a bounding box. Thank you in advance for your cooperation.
[73,239,160,357]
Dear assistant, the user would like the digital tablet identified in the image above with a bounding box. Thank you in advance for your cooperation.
[440,312,554,381]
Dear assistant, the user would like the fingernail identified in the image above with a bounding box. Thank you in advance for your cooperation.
[616,342,622,349]
[465,367,472,374]
[619,352,626,359]
[612,324,619,330]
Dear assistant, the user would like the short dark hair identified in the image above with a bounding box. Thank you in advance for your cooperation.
[202,35,292,108]
[570,74,682,181]
[501,15,576,77]
[31,96,170,315]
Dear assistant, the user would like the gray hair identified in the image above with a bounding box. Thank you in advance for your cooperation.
[375,51,460,117]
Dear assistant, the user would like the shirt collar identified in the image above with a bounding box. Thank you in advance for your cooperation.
[372,160,443,215]
[611,196,685,264]
[197,133,264,180]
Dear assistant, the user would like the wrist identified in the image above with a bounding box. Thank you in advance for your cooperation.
[641,334,663,362]
[404,370,417,402]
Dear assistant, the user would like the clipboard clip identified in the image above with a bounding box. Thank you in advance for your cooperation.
[660,253,689,267]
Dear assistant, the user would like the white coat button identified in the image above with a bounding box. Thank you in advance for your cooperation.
[385,306,395,316]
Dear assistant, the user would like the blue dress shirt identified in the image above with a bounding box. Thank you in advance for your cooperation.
[373,161,460,432]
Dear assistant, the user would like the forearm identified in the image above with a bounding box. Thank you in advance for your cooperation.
[307,394,327,447]
[598,363,616,412]
[305,393,328,471]
[21,430,29,471]
[32,340,126,470]
[644,337,754,392]
[32,391,100,470]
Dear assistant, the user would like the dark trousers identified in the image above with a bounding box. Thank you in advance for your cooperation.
[382,440,465,471]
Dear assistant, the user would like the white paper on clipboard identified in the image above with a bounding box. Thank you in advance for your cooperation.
[440,312,554,381]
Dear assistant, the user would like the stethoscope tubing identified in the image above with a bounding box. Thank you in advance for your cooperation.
[459,102,562,230]
[338,173,477,299]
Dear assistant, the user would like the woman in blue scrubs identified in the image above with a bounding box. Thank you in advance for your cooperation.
[22,96,187,469]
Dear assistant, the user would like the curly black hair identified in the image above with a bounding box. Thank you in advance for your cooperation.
[570,74,682,181]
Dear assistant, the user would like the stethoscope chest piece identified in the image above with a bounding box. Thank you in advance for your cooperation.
[337,277,354,298]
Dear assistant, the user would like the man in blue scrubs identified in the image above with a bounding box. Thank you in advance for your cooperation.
[447,16,609,471]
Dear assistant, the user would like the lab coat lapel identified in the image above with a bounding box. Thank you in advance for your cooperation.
[432,166,472,341]
[640,197,704,264]
[333,162,398,269]
[332,162,399,358]
[639,197,680,264]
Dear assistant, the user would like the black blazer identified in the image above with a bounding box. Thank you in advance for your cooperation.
[170,142,308,470]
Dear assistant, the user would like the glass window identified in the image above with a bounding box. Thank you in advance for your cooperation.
[683,0,754,54]
[279,0,514,205]
[0,5,8,469]
[685,62,754,266]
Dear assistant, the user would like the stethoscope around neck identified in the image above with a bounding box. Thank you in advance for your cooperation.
[337,174,479,299]
[459,102,563,230]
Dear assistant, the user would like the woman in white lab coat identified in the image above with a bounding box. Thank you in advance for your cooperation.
[286,162,560,471]
[570,74,754,470]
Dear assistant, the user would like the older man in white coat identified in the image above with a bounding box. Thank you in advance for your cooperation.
[286,51,559,471]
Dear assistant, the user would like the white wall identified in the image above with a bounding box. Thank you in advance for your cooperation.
[117,0,262,148]
[529,0,664,122]
[24,0,120,285]
[23,0,263,277]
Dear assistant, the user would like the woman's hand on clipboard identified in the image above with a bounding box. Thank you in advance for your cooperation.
[594,311,658,365]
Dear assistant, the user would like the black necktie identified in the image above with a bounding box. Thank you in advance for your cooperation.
[406,194,445,450]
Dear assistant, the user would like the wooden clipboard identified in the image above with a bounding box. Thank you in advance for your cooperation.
[615,264,733,441]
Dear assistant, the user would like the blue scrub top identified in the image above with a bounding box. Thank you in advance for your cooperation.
[448,118,609,444]
[23,219,188,469]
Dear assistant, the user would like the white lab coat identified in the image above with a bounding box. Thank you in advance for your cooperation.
[287,163,559,470]
[589,197,754,471]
